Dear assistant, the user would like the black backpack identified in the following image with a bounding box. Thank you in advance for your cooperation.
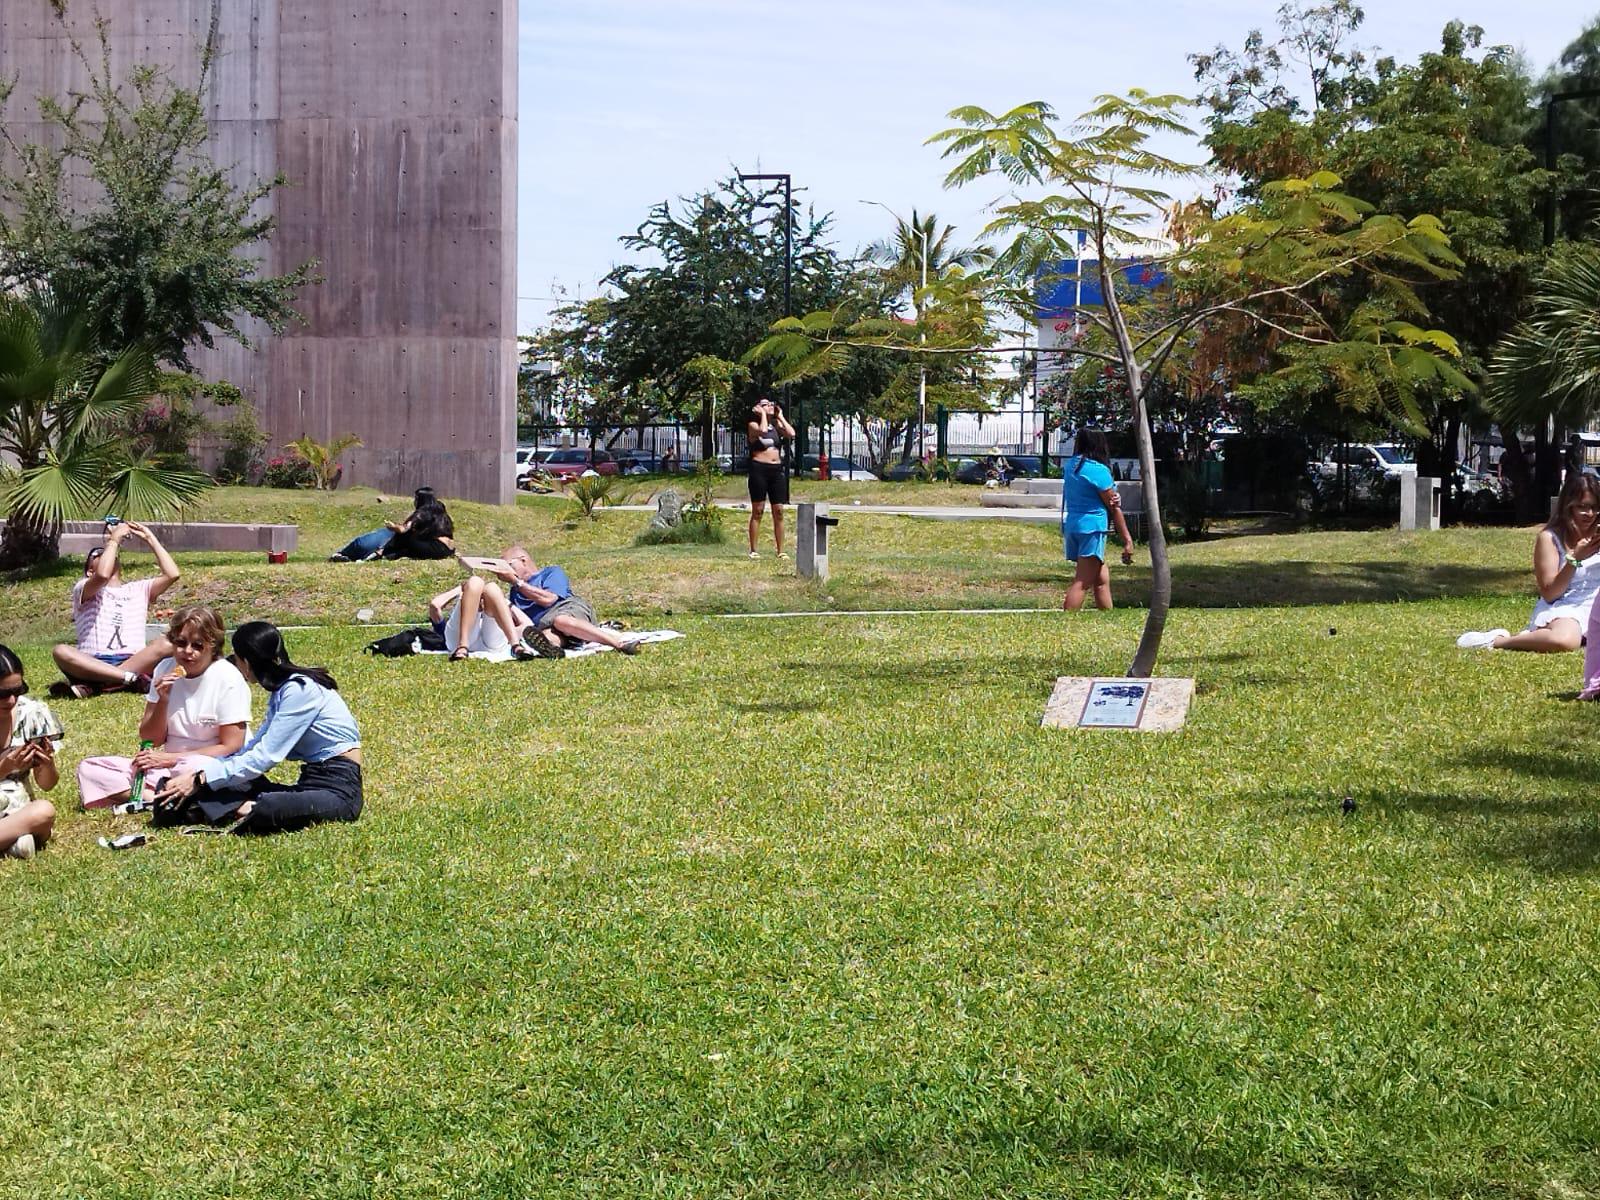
[363,626,447,657]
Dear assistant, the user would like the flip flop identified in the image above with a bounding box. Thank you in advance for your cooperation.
[448,646,471,662]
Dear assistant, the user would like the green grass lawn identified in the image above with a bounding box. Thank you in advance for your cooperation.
[0,487,1542,640]
[2,493,1595,1197]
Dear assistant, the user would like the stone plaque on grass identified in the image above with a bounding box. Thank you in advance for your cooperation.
[1041,676,1195,733]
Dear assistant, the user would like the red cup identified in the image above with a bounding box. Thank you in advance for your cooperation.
[267,551,288,564]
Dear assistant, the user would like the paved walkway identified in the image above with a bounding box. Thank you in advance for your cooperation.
[610,502,1058,523]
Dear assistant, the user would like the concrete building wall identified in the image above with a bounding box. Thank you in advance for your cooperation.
[0,0,517,504]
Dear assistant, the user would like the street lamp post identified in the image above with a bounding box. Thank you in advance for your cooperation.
[739,172,798,457]
[862,200,929,460]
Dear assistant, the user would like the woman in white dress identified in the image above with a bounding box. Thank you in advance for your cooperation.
[1458,472,1600,652]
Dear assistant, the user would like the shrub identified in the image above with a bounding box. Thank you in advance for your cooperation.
[283,433,362,490]
[634,465,726,545]
[564,473,631,521]
[263,452,316,489]
[215,409,269,485]
[635,520,726,546]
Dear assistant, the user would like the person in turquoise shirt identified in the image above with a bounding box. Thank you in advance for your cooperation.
[1061,429,1136,611]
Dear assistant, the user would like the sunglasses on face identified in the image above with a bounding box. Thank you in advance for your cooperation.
[0,683,28,699]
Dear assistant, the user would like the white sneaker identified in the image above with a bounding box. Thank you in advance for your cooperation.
[6,834,36,860]
[1456,628,1510,650]
[748,551,759,560]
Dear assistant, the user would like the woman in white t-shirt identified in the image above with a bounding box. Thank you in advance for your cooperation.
[76,606,251,808]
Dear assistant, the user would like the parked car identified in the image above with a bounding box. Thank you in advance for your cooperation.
[799,454,878,481]
[541,448,619,480]
[1456,464,1510,512]
[954,455,1025,485]
[1006,454,1046,478]
[515,448,557,489]
[881,459,924,481]
[615,451,660,476]
[1311,443,1417,482]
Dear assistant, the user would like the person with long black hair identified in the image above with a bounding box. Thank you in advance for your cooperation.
[154,622,362,834]
[745,397,795,560]
[1060,429,1136,611]
[0,644,62,860]
[329,486,455,562]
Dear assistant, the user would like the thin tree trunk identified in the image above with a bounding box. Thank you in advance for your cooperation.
[1097,235,1170,679]
[1126,381,1170,679]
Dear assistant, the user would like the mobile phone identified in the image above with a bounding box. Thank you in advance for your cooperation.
[103,514,122,528]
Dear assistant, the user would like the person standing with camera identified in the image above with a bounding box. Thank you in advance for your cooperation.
[51,519,181,699]
[746,397,795,561]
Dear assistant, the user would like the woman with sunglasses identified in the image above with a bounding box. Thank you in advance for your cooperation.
[1458,471,1600,651]
[75,606,251,809]
[154,622,362,835]
[0,645,63,860]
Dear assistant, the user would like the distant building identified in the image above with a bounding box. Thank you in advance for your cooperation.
[1035,258,1166,394]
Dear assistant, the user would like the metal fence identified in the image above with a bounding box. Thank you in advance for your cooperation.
[519,405,1068,470]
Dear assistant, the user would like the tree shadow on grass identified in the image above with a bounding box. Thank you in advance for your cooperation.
[978,559,1524,608]
[730,699,824,715]
[1266,779,1600,875]
[1168,560,1525,608]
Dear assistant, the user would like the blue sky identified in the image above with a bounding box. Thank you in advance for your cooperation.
[518,2,1598,333]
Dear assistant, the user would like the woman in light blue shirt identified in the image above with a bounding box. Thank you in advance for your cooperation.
[156,622,363,834]
[1061,429,1136,611]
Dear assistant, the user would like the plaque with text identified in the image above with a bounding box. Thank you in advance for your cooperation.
[1042,676,1195,733]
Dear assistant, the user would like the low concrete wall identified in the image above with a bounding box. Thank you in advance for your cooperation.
[2,521,298,556]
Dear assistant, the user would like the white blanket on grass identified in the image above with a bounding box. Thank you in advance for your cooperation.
[420,629,683,662]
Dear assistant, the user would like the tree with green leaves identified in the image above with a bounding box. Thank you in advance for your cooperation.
[861,208,996,462]
[756,92,1466,677]
[0,289,212,568]
[1539,17,1600,244]
[1486,243,1600,429]
[0,14,314,371]
[1194,12,1557,516]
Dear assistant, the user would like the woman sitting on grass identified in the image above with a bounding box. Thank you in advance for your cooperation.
[1458,471,1600,652]
[75,606,251,809]
[154,622,362,835]
[1060,429,1136,611]
[51,520,180,698]
[329,486,455,562]
[0,645,62,861]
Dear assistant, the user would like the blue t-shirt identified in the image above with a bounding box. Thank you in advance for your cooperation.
[1062,456,1115,534]
[509,565,572,624]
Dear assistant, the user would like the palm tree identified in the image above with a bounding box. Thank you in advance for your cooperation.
[1487,243,1600,429]
[0,289,212,568]
[864,209,993,460]
[865,209,993,314]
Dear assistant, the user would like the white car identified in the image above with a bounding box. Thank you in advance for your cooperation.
[1313,443,1417,480]
[801,454,878,481]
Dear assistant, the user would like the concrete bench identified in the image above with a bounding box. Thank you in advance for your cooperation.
[1,520,299,556]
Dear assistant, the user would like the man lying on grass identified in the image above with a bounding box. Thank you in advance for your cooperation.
[431,545,642,661]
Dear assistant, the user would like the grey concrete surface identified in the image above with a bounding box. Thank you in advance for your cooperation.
[0,0,518,504]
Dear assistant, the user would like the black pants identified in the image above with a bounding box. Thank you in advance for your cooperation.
[157,757,363,834]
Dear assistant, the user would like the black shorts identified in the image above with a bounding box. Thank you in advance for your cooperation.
[748,460,789,505]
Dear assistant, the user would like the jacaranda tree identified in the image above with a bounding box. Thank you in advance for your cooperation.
[756,91,1469,677]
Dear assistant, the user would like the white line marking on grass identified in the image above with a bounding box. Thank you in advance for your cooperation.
[278,609,1060,631]
[719,607,1059,619]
